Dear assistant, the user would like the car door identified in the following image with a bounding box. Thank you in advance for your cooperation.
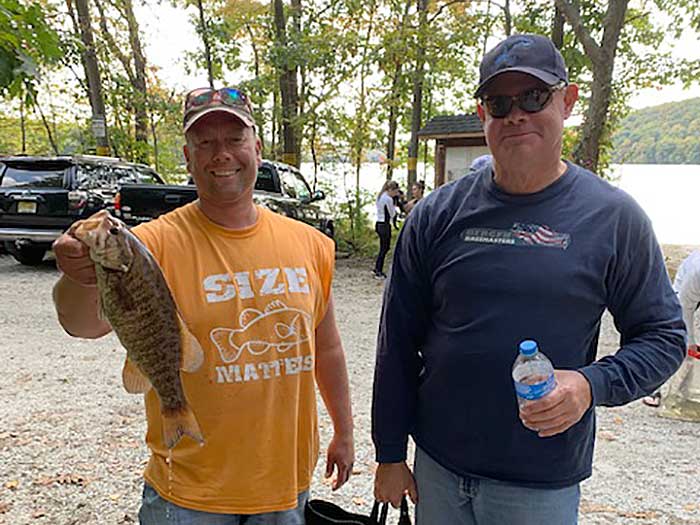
[0,159,73,229]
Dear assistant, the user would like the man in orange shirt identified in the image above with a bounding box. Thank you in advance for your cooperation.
[52,87,354,523]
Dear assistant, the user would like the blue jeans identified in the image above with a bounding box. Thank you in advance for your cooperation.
[138,483,308,525]
[413,447,580,525]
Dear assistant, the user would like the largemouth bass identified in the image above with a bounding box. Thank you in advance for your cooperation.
[71,210,204,448]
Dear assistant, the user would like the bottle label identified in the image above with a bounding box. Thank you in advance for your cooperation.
[514,374,556,401]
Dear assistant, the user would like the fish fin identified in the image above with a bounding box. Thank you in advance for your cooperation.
[239,308,261,327]
[264,300,287,313]
[161,403,204,449]
[179,316,204,373]
[122,358,152,394]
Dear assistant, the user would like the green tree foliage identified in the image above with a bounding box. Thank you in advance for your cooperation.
[611,98,700,164]
[0,0,62,95]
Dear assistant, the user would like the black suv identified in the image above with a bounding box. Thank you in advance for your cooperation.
[0,155,163,265]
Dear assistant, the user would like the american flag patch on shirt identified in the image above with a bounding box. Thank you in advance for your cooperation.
[511,223,570,249]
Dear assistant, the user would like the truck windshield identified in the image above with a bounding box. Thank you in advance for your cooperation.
[0,163,68,188]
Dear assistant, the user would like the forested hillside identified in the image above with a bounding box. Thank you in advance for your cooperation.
[612,98,700,164]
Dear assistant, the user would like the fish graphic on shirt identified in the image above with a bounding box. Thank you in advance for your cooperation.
[211,300,313,363]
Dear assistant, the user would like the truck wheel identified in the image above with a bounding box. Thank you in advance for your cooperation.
[5,242,47,266]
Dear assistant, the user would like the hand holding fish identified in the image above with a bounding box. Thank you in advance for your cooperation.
[53,226,97,286]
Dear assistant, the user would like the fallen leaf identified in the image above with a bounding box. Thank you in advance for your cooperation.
[0,502,10,513]
[34,474,89,487]
[351,468,363,475]
[109,494,120,501]
[683,503,699,511]
[4,480,19,490]
[352,497,365,506]
[598,431,617,441]
[32,510,46,518]
[613,416,624,425]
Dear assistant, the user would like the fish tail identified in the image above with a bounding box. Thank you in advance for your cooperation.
[161,404,204,449]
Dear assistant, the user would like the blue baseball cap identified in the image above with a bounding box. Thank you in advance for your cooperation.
[474,34,568,98]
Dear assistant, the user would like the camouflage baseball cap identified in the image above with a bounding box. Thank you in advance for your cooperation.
[183,87,256,132]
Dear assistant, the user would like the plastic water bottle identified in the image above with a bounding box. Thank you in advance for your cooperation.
[512,340,556,408]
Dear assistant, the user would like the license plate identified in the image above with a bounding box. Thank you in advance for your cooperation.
[17,201,37,213]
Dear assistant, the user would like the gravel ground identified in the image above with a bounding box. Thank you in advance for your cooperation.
[1,247,699,525]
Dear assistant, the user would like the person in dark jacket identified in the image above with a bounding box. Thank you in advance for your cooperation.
[371,34,685,525]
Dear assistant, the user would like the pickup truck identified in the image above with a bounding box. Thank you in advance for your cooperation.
[115,159,334,238]
[0,155,163,265]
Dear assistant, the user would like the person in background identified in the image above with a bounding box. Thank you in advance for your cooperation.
[52,86,354,523]
[374,180,400,280]
[644,249,700,407]
[372,34,685,524]
[403,180,425,215]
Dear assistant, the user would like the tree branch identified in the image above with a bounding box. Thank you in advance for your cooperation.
[554,0,602,66]
[428,0,468,25]
[93,0,135,85]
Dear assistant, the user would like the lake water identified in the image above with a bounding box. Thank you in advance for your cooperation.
[612,164,699,245]
[310,162,699,246]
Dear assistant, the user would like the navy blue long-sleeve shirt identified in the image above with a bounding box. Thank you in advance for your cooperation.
[371,163,685,488]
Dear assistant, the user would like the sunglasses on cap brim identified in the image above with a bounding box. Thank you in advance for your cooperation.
[185,87,250,112]
[481,82,567,119]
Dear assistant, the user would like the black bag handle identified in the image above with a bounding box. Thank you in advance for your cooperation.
[369,496,411,525]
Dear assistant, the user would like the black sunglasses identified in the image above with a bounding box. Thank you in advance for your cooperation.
[481,83,567,119]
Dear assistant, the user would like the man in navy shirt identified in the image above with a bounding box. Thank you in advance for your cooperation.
[371,34,685,524]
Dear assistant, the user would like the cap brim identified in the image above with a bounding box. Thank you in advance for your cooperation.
[474,67,562,97]
[184,106,255,132]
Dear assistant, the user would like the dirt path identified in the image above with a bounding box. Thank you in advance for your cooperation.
[0,248,698,524]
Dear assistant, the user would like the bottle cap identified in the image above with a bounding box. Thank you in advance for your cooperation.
[519,340,538,356]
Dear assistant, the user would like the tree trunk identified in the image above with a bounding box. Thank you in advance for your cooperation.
[352,4,375,217]
[552,4,565,48]
[385,71,400,181]
[273,0,301,167]
[407,0,427,188]
[150,112,159,173]
[19,95,26,153]
[556,0,629,173]
[196,0,215,88]
[385,0,412,180]
[27,87,59,154]
[71,0,110,155]
[503,0,512,36]
[122,0,149,162]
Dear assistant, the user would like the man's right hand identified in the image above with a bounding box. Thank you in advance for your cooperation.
[374,461,418,508]
[53,232,96,286]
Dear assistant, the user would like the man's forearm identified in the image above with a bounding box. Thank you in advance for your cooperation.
[315,344,353,436]
[53,275,112,338]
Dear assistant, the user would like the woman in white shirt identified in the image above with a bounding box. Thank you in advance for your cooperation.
[374,180,401,279]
